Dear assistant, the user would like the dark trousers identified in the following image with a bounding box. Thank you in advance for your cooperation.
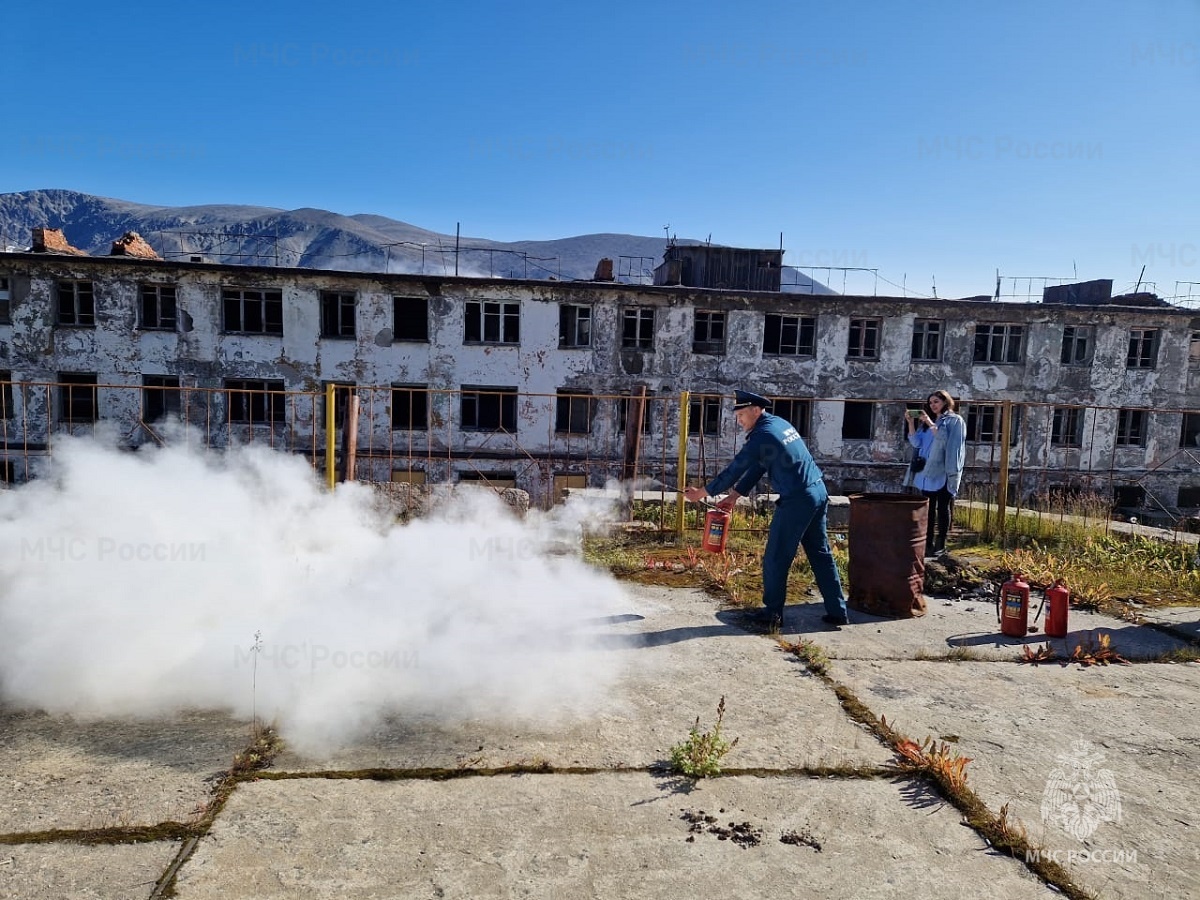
[922,486,954,551]
[762,481,847,618]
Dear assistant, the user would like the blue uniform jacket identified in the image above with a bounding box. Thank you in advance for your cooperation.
[705,412,823,499]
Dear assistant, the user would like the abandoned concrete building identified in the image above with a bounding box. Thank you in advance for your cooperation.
[1,229,1198,520]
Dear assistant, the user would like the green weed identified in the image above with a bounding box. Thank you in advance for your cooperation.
[669,696,739,778]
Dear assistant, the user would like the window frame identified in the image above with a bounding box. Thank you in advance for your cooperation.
[618,394,653,434]
[464,300,520,345]
[138,283,178,331]
[1126,328,1160,369]
[763,313,816,357]
[847,318,881,360]
[692,310,726,355]
[1050,406,1084,448]
[222,288,284,335]
[0,275,11,324]
[57,280,96,327]
[770,397,811,437]
[911,318,943,362]
[58,371,98,423]
[555,390,595,434]
[973,323,1025,364]
[621,306,654,350]
[558,304,593,349]
[391,384,429,431]
[320,290,357,340]
[460,385,518,432]
[1060,325,1093,366]
[1179,411,1200,449]
[142,374,182,421]
[965,403,1020,445]
[1116,408,1148,447]
[0,370,13,420]
[224,378,287,424]
[687,394,722,436]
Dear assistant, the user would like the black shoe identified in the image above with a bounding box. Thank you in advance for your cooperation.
[821,614,848,628]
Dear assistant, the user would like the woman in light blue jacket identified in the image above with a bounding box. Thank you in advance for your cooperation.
[902,399,935,492]
[915,389,966,557]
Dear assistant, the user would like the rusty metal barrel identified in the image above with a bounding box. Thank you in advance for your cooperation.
[847,493,929,618]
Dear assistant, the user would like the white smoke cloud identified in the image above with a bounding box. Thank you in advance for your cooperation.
[0,436,637,754]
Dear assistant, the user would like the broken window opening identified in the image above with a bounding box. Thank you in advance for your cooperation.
[320,291,356,339]
[771,398,811,437]
[222,289,284,335]
[58,372,98,423]
[391,385,429,430]
[555,390,594,434]
[142,375,182,422]
[622,307,654,350]
[911,319,942,362]
[394,296,429,342]
[693,311,726,354]
[224,378,287,424]
[841,400,874,440]
[1126,328,1159,369]
[847,319,880,360]
[460,385,517,431]
[1050,406,1084,447]
[764,314,816,357]
[139,284,177,331]
[1116,408,1147,447]
[559,304,593,349]
[973,324,1025,364]
[1061,325,1093,366]
[688,395,722,436]
[57,280,95,327]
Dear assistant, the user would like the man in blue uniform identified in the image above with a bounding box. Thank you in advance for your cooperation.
[684,390,849,630]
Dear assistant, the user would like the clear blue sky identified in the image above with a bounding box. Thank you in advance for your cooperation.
[3,0,1197,300]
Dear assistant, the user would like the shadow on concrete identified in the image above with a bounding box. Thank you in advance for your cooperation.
[896,776,946,811]
[0,705,247,771]
[947,620,1192,658]
[947,631,1044,648]
[591,622,750,649]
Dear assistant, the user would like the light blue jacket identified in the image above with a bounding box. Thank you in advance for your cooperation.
[919,411,966,496]
[902,425,935,490]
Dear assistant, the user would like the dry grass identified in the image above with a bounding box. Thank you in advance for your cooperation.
[1067,632,1131,667]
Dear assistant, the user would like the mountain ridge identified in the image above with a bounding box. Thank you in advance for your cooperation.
[0,189,832,292]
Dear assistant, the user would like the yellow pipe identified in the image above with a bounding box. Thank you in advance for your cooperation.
[676,390,690,537]
[325,382,336,490]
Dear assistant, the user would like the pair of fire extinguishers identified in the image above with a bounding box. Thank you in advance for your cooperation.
[996,574,1070,638]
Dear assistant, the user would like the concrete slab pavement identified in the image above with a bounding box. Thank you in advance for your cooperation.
[0,709,249,834]
[171,774,1057,900]
[0,842,178,900]
[274,585,890,773]
[2,575,1198,899]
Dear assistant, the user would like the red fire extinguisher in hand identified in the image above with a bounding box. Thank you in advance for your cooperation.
[998,573,1031,637]
[701,503,731,554]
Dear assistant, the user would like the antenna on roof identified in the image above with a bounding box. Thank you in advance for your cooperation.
[931,276,938,299]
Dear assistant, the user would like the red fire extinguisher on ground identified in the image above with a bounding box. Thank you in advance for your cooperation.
[701,506,730,554]
[998,573,1031,637]
[1044,580,1070,638]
